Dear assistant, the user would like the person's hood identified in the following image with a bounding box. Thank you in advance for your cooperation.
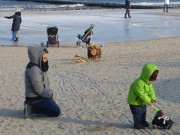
[140,63,159,84]
[28,46,44,68]
[15,11,21,16]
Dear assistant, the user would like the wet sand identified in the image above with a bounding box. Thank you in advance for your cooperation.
[1,8,180,46]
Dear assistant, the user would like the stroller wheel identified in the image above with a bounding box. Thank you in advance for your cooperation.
[47,41,49,48]
[76,41,80,47]
[57,41,60,47]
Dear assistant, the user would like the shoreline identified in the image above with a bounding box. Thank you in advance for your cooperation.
[0,36,180,47]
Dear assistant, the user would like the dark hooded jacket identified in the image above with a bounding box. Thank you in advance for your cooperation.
[5,11,22,32]
[25,46,52,99]
[127,63,158,105]
[125,0,131,9]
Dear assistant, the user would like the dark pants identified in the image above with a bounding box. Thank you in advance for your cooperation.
[163,4,169,13]
[129,105,147,128]
[30,98,61,117]
[124,9,131,18]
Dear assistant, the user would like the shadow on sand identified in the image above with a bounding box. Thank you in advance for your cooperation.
[0,109,25,119]
[0,108,132,130]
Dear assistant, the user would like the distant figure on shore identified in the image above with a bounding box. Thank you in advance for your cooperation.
[124,0,132,18]
[164,0,169,13]
[24,46,61,118]
[4,10,22,42]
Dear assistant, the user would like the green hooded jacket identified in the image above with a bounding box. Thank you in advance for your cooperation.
[127,63,158,105]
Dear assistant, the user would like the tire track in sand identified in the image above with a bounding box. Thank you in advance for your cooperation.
[57,74,84,102]
[55,71,112,102]
[67,71,112,100]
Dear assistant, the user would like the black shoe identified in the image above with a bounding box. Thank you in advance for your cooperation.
[24,101,33,118]
[143,121,150,127]
[15,38,18,42]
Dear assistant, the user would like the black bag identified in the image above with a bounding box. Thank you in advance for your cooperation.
[152,110,174,129]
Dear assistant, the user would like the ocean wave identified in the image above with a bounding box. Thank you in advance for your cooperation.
[0,4,84,11]
[0,0,180,11]
[132,2,180,6]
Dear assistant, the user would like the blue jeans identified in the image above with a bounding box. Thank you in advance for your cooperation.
[30,98,61,117]
[124,9,131,18]
[129,105,147,128]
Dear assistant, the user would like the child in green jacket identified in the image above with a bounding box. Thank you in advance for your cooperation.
[127,63,158,129]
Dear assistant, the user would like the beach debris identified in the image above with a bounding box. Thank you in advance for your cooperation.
[100,44,104,47]
[87,44,102,59]
[73,54,103,64]
[73,54,88,63]
[75,54,82,58]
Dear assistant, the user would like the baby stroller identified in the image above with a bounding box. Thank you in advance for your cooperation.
[76,24,94,47]
[46,26,59,47]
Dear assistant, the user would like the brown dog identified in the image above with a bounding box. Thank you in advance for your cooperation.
[87,45,101,59]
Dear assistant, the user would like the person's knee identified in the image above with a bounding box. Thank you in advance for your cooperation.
[52,107,61,117]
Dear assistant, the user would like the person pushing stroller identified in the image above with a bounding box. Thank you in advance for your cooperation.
[4,10,22,42]
[77,24,94,47]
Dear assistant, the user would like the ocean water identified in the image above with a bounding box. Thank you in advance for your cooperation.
[1,8,180,46]
[0,0,180,9]
[1,0,180,46]
[68,0,180,5]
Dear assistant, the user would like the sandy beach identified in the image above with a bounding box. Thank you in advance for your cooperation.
[0,36,180,134]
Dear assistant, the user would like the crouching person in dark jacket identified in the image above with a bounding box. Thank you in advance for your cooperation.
[24,46,61,118]
[4,10,22,42]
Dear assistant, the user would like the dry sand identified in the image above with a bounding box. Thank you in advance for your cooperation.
[0,37,180,135]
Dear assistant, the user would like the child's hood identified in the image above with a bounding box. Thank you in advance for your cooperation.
[140,63,159,84]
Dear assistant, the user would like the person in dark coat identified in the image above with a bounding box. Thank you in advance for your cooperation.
[124,0,132,18]
[4,10,22,42]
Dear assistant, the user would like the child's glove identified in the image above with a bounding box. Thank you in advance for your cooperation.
[149,100,156,106]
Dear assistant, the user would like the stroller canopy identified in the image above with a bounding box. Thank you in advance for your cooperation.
[47,26,58,35]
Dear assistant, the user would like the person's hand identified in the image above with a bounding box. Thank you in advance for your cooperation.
[50,93,53,99]
[149,102,153,107]
[149,101,156,106]
[152,101,156,105]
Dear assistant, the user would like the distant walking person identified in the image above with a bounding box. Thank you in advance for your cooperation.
[164,0,169,13]
[124,0,132,18]
[4,10,22,42]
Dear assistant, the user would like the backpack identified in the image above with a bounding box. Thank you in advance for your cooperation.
[152,110,174,129]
